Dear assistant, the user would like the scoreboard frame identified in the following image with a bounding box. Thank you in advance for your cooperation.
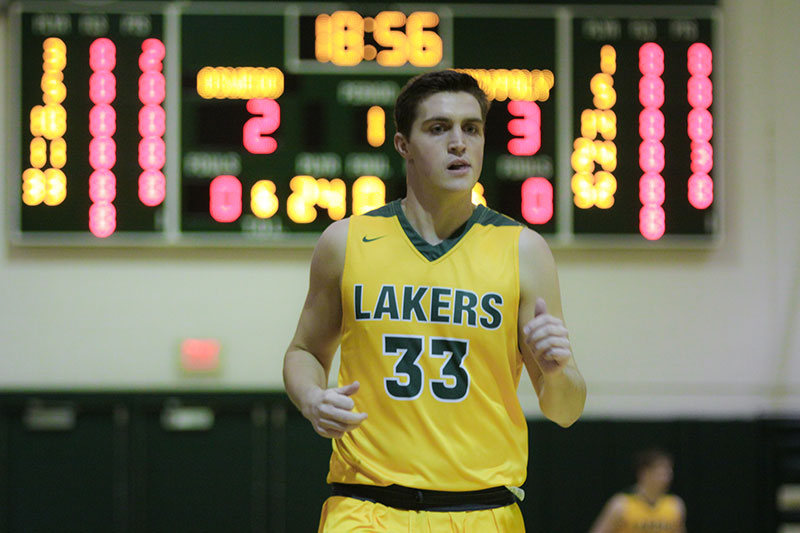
[6,1,723,248]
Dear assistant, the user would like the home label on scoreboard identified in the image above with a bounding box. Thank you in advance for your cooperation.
[8,1,720,247]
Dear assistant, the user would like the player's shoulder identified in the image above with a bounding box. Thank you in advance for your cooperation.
[604,493,630,516]
[317,217,350,251]
[312,218,350,277]
[665,493,686,511]
[518,225,555,270]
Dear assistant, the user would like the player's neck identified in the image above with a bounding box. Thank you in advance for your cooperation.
[635,483,664,505]
[401,190,475,245]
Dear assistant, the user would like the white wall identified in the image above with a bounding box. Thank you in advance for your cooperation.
[1,0,798,418]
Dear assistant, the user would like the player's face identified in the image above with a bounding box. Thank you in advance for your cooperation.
[395,91,485,194]
[642,458,674,493]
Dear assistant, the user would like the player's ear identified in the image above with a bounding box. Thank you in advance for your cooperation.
[394,132,410,159]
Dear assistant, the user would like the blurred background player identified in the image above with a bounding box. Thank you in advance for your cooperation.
[589,448,686,533]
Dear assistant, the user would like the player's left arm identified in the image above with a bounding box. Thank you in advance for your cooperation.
[518,227,586,427]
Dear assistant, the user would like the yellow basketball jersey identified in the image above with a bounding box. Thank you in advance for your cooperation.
[329,200,528,491]
[618,492,683,533]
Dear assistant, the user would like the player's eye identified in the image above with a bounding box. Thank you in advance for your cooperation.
[466,123,483,136]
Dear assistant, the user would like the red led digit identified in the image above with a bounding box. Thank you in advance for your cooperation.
[89,169,116,203]
[638,108,664,141]
[639,140,665,174]
[690,140,713,174]
[687,75,712,109]
[89,136,116,170]
[638,42,666,240]
[688,173,713,209]
[243,98,280,154]
[687,42,714,209]
[209,175,242,223]
[639,42,664,76]
[520,177,553,224]
[638,75,664,108]
[138,137,165,170]
[507,101,541,156]
[89,70,116,105]
[639,204,665,242]
[89,37,116,72]
[89,104,116,137]
[687,42,712,77]
[139,170,166,207]
[138,38,166,206]
[88,203,117,239]
[139,38,165,72]
[88,38,117,238]
[639,172,665,206]
[139,71,166,105]
[138,105,165,137]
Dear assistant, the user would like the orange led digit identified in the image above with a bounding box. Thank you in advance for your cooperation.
[251,180,279,219]
[30,137,47,169]
[287,175,320,223]
[316,178,347,220]
[406,12,442,67]
[49,136,66,169]
[352,176,386,215]
[44,168,66,206]
[22,168,46,206]
[315,14,333,63]
[367,106,385,147]
[23,37,67,207]
[374,11,407,66]
[330,11,365,66]
[572,45,618,209]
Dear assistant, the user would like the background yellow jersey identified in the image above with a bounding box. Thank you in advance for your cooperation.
[329,200,528,491]
[617,492,684,533]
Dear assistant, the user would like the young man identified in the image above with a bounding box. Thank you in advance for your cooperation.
[590,448,686,533]
[283,70,586,532]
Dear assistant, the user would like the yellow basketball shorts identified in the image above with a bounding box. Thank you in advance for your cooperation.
[318,495,526,533]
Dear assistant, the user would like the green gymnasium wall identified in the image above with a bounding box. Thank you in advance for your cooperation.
[0,392,776,532]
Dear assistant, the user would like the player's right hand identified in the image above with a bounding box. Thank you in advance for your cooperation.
[304,381,368,439]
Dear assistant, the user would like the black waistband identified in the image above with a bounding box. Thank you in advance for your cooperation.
[330,483,517,512]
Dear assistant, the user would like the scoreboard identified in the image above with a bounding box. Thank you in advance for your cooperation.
[8,1,721,247]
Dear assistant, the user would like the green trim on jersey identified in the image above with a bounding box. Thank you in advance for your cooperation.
[363,199,522,261]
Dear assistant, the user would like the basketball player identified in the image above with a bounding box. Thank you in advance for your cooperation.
[589,448,686,533]
[283,70,586,532]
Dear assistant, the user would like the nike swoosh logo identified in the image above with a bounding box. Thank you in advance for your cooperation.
[362,235,386,243]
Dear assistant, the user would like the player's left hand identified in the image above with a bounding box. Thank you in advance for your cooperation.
[522,298,572,375]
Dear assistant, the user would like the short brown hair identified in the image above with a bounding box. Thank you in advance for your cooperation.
[393,70,490,138]
[634,448,673,476]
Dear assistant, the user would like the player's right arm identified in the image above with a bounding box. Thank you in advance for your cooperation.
[588,494,625,533]
[282,218,367,439]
